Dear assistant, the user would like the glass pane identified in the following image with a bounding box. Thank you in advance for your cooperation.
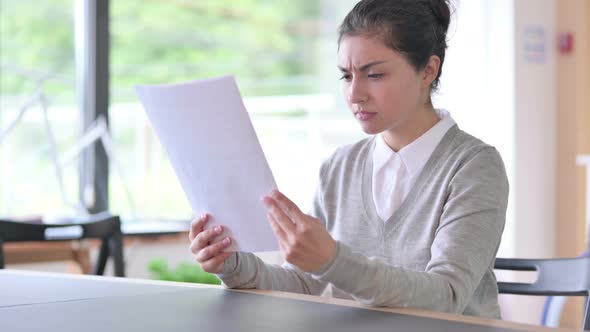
[0,0,81,218]
[109,1,364,220]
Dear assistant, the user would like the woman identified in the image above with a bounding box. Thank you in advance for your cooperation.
[189,0,508,319]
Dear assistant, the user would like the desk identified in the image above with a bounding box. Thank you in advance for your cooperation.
[0,270,576,332]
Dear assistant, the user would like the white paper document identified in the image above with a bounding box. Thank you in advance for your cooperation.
[135,76,278,252]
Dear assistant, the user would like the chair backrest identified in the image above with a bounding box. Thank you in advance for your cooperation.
[495,257,590,330]
[0,212,125,277]
[0,212,120,242]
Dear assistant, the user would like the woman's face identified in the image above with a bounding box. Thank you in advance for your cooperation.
[338,34,429,135]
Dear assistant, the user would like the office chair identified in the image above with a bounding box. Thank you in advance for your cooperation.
[0,212,125,277]
[495,257,590,330]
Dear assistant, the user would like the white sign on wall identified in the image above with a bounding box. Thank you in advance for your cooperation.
[523,24,546,64]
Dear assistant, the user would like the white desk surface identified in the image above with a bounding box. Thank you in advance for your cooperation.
[0,269,579,332]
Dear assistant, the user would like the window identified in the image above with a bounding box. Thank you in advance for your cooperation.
[0,1,515,236]
[109,1,363,220]
[0,0,81,217]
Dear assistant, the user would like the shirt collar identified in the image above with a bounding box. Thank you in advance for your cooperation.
[373,132,398,172]
[372,109,456,176]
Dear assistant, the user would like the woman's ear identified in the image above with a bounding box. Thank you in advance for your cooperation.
[422,55,441,88]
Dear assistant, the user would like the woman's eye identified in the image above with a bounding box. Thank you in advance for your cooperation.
[368,73,384,79]
[339,74,352,81]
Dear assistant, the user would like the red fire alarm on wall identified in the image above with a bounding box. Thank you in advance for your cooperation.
[558,32,574,54]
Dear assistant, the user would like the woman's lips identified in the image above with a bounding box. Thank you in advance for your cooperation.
[355,111,377,121]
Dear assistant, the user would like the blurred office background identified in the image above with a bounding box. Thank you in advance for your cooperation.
[1,0,589,328]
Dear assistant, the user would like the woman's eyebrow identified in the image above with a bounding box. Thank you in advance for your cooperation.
[337,60,388,73]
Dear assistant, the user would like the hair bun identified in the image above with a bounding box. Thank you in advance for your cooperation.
[430,0,451,32]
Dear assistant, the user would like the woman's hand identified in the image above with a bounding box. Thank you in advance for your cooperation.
[189,214,234,273]
[263,190,337,273]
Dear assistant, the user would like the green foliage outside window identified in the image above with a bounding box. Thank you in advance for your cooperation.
[0,0,321,103]
[148,257,221,285]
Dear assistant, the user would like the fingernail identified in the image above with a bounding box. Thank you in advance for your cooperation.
[223,237,231,245]
[215,226,222,233]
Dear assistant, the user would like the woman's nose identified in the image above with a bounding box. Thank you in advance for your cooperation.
[347,78,368,104]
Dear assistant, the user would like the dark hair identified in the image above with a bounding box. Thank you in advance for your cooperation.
[338,0,452,92]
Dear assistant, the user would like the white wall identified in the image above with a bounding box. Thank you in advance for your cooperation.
[508,0,557,324]
[513,0,557,260]
[437,0,558,325]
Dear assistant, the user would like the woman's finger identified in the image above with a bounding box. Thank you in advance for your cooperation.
[271,190,303,220]
[195,237,232,262]
[188,214,209,242]
[268,212,288,243]
[264,196,296,236]
[190,224,224,254]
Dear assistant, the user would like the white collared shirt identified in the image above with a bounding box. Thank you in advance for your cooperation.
[372,109,456,221]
